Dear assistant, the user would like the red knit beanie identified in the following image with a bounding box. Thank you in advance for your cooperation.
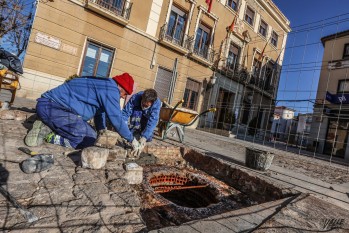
[112,73,134,95]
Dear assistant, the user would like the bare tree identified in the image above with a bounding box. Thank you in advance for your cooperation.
[0,0,35,57]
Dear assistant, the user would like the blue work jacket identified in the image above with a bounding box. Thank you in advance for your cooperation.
[42,76,134,142]
[122,91,161,141]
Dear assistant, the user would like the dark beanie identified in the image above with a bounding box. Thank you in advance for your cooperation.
[112,73,134,95]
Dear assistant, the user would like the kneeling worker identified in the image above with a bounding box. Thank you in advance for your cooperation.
[25,73,140,151]
[122,89,161,154]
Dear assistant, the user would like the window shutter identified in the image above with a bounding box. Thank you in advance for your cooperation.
[154,67,173,101]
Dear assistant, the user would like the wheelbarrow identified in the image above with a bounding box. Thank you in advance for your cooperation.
[158,100,216,143]
[0,70,20,107]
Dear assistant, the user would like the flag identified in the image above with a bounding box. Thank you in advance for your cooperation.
[229,14,238,32]
[206,0,213,13]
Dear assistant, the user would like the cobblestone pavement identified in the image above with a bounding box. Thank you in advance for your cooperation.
[0,109,145,232]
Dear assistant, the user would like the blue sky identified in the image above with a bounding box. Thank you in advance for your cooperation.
[0,0,35,58]
[273,0,349,114]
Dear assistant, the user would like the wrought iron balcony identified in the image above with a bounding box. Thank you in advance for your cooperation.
[85,0,132,25]
[221,62,249,83]
[192,45,215,64]
[159,24,190,54]
[249,75,276,96]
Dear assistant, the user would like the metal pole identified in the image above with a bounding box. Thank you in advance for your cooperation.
[168,58,178,104]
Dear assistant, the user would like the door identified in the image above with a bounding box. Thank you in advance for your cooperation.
[215,88,235,130]
[324,118,348,158]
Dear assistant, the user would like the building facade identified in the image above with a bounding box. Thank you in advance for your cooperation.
[197,0,291,136]
[270,106,296,142]
[309,30,349,161]
[296,113,312,147]
[21,0,289,130]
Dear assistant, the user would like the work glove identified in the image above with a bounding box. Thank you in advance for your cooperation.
[131,138,140,150]
[137,137,147,156]
[130,138,140,158]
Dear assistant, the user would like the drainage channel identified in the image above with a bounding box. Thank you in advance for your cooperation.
[138,165,257,230]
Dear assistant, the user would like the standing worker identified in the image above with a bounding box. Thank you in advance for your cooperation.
[122,89,161,155]
[25,73,140,151]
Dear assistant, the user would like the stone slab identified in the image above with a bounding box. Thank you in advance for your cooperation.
[123,163,143,185]
[81,146,109,169]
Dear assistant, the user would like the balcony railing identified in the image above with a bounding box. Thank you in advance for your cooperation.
[86,0,132,22]
[222,62,249,83]
[249,75,276,95]
[159,23,190,53]
[192,45,215,64]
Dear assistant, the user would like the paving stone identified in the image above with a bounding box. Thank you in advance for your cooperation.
[104,162,124,178]
[0,206,27,229]
[73,182,109,203]
[60,219,104,233]
[149,225,195,233]
[107,178,130,193]
[108,213,145,232]
[0,110,15,120]
[187,220,234,233]
[30,187,74,206]
[72,169,106,185]
[81,147,109,169]
[14,110,28,121]
[123,163,143,184]
[108,146,127,162]
[95,129,121,149]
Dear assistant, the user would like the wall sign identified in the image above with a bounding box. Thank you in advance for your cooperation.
[61,43,78,55]
[35,32,61,50]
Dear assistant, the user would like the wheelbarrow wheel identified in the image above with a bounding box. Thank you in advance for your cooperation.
[157,121,166,139]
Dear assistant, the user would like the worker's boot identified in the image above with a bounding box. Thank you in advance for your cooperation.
[24,120,52,147]
[45,132,73,148]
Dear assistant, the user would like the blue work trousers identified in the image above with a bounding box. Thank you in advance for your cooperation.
[36,98,97,149]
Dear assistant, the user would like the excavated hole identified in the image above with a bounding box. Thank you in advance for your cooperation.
[149,173,219,208]
[139,166,253,230]
[137,148,290,230]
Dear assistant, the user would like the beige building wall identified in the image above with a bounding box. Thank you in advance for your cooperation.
[316,36,349,100]
[309,31,349,160]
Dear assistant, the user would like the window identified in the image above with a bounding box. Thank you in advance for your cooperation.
[194,23,211,58]
[259,20,267,37]
[244,6,255,26]
[227,43,240,70]
[338,80,349,93]
[271,31,278,47]
[81,41,114,78]
[227,0,239,11]
[343,43,349,59]
[110,0,125,15]
[166,5,187,45]
[183,79,200,110]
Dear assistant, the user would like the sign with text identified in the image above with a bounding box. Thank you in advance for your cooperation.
[325,91,349,104]
[35,32,61,50]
